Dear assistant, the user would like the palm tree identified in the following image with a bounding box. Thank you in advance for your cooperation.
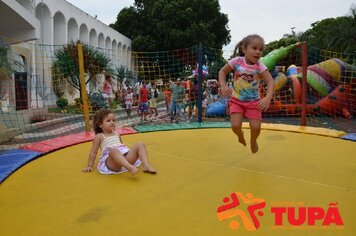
[114,65,133,91]
[113,65,134,103]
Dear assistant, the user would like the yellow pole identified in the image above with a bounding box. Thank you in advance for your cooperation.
[77,43,91,131]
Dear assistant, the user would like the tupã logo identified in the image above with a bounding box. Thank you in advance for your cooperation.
[217,192,266,231]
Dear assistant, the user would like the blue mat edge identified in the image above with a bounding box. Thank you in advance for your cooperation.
[0,149,42,183]
[340,133,356,141]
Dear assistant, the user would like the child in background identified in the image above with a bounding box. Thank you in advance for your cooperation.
[82,109,156,175]
[219,34,274,153]
[149,83,160,117]
[163,81,172,114]
[182,93,189,114]
[138,81,149,122]
[202,91,208,118]
[124,87,133,119]
[188,79,198,119]
[102,75,113,104]
[170,78,186,123]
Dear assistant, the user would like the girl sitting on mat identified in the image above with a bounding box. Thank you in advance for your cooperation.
[82,108,156,175]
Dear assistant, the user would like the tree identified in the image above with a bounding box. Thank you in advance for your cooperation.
[301,4,356,54]
[264,35,300,56]
[110,0,231,51]
[52,41,112,97]
[0,47,13,104]
[264,4,356,66]
[207,58,226,80]
[300,15,356,65]
[0,47,14,78]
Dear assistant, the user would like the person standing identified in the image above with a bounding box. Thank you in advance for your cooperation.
[170,78,186,123]
[138,81,150,122]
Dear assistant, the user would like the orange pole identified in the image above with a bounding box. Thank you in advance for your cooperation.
[77,43,91,131]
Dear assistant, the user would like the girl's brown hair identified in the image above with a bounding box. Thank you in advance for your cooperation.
[233,34,265,57]
[93,109,113,134]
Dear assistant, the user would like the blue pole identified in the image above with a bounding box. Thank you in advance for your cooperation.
[197,44,203,123]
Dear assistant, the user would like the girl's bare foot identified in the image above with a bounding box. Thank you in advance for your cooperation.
[251,141,258,153]
[237,131,246,146]
[143,164,157,174]
[128,166,139,175]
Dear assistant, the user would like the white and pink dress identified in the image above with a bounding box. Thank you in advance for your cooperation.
[97,133,142,174]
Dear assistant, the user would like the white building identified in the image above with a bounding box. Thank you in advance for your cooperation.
[0,0,132,112]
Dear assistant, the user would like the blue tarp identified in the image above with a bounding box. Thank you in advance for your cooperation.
[206,99,228,117]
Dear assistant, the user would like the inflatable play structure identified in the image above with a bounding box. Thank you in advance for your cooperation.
[206,44,356,119]
[192,64,209,78]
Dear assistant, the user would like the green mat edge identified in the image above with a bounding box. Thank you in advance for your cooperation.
[134,122,231,133]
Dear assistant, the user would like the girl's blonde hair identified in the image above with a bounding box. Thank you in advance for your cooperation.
[93,108,113,134]
[233,34,265,57]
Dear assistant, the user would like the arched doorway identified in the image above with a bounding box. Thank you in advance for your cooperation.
[14,55,27,110]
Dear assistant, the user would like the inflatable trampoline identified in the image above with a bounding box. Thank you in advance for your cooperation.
[0,124,355,235]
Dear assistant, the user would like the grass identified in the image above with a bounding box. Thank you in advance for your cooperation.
[48,105,82,114]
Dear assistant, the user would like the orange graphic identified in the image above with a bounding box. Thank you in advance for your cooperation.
[217,192,266,231]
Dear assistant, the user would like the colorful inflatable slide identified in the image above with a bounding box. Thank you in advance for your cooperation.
[206,44,356,118]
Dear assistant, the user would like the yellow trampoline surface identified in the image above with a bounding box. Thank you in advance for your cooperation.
[0,128,355,235]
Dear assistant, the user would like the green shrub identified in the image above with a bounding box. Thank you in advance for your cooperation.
[56,97,68,109]
[74,98,82,107]
[110,99,118,110]
[90,92,108,111]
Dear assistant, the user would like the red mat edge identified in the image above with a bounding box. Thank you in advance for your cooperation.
[20,127,137,153]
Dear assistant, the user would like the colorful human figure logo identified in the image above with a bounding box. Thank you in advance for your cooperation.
[217,192,266,231]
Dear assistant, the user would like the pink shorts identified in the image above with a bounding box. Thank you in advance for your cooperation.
[229,98,262,120]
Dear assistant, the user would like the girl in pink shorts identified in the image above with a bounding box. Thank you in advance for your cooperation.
[219,34,274,153]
